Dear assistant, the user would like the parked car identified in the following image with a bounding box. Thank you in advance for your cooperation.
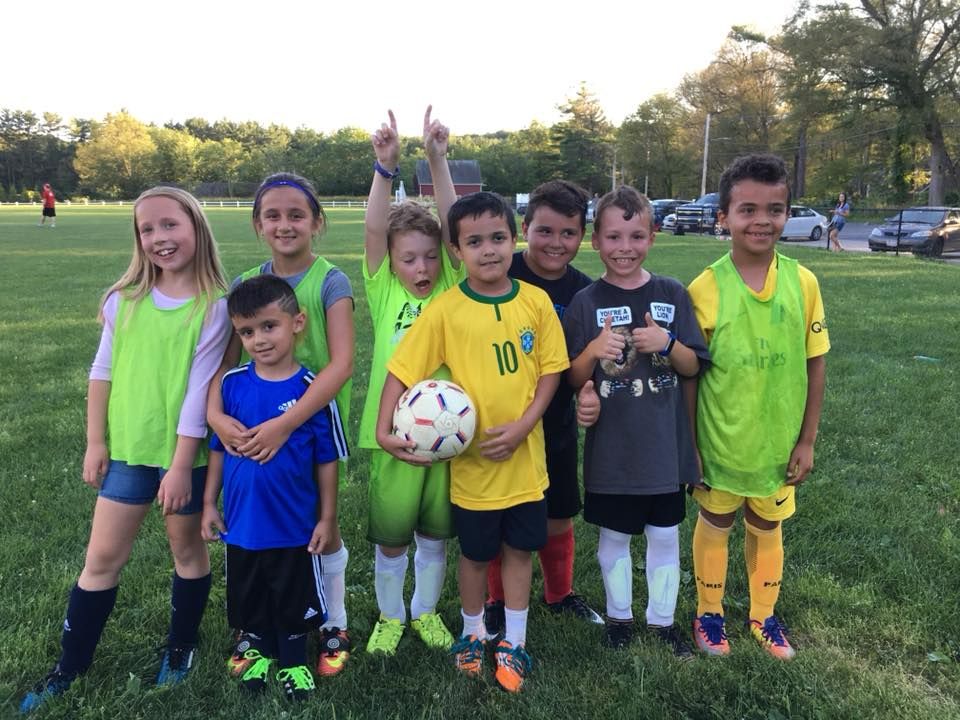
[780,205,828,242]
[868,207,960,257]
[674,193,720,235]
[660,213,677,232]
[650,199,684,229]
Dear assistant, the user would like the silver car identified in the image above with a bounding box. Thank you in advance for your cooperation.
[780,205,829,242]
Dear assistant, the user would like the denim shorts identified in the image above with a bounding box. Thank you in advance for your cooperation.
[98,460,206,515]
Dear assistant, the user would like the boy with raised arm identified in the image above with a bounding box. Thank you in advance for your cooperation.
[360,107,462,656]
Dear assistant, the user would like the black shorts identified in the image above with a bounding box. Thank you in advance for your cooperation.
[226,544,326,634]
[584,490,685,535]
[544,439,582,520]
[42,207,56,217]
[452,499,548,562]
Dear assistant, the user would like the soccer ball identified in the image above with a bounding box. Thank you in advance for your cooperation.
[393,379,477,461]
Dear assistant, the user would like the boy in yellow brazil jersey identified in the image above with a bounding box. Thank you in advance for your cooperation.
[376,191,582,693]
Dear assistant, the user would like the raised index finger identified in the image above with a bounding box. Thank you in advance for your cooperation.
[423,104,433,134]
[388,109,397,133]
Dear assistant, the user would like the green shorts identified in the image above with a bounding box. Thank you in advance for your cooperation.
[366,449,454,547]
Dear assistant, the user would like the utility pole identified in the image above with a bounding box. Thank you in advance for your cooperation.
[611,148,617,192]
[643,148,650,196]
[700,112,711,198]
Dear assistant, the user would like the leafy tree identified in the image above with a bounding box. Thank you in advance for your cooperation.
[74,112,157,197]
[196,138,245,196]
[796,0,960,204]
[618,94,698,198]
[149,126,200,186]
[679,37,786,190]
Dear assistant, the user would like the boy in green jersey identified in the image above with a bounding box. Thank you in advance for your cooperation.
[361,107,462,656]
[686,154,830,661]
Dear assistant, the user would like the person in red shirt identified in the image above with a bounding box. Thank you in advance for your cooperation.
[39,183,57,227]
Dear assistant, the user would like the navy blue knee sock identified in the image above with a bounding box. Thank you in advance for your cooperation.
[167,573,211,647]
[249,630,278,658]
[277,632,307,668]
[59,584,118,676]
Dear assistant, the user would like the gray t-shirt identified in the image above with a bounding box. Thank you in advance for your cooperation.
[230,260,353,310]
[563,275,710,495]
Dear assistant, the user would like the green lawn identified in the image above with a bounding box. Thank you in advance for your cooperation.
[1,205,958,719]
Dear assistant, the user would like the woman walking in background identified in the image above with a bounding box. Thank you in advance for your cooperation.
[828,191,849,251]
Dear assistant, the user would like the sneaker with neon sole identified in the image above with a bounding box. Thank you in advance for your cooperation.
[366,617,404,655]
[749,616,796,661]
[19,666,75,714]
[411,612,454,650]
[277,664,315,701]
[316,627,350,677]
[450,634,485,678]
[693,613,730,656]
[227,632,259,677]
[493,640,532,693]
[238,652,272,693]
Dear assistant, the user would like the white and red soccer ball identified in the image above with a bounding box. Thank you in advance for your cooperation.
[393,379,477,462]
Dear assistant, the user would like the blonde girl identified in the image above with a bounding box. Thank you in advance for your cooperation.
[207,173,354,678]
[21,187,231,713]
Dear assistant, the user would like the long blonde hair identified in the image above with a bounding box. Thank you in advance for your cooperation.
[98,186,228,322]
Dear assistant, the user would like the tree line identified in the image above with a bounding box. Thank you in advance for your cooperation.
[2,1,957,206]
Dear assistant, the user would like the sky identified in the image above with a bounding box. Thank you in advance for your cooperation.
[7,0,803,136]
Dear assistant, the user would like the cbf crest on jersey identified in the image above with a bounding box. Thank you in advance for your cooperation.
[519,326,535,355]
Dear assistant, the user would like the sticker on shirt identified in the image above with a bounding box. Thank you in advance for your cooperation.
[596,306,632,327]
[649,302,675,324]
[519,326,535,355]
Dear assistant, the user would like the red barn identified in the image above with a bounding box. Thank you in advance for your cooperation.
[414,159,483,197]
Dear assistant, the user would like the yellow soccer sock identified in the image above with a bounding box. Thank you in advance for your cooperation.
[693,514,732,616]
[745,521,783,622]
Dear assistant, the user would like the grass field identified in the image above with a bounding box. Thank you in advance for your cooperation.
[1,205,958,719]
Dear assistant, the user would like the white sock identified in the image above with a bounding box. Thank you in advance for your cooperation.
[410,534,446,620]
[374,546,408,622]
[460,608,484,639]
[597,527,633,621]
[644,524,680,627]
[504,606,529,647]
[320,542,349,630]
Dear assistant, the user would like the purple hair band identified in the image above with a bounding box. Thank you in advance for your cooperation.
[253,179,321,215]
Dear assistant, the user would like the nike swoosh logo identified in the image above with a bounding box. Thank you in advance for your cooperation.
[775,497,788,506]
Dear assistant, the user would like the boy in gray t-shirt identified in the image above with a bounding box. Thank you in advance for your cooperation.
[563,186,709,655]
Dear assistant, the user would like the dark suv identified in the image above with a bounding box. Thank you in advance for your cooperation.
[650,199,684,230]
[868,207,960,257]
[674,193,720,235]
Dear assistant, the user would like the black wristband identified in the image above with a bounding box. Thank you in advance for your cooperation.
[659,331,677,356]
[373,161,400,179]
